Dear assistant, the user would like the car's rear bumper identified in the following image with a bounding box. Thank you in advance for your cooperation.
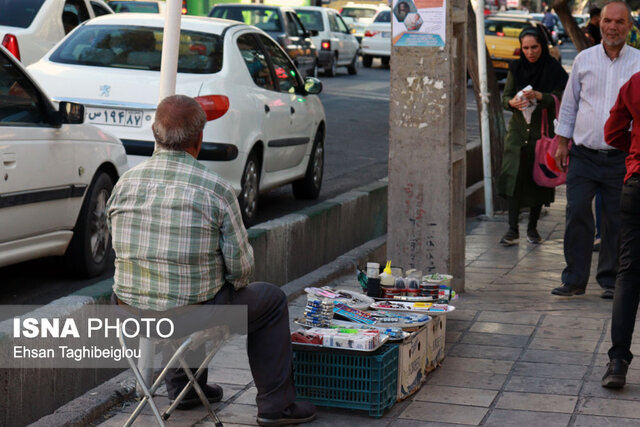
[317,50,333,68]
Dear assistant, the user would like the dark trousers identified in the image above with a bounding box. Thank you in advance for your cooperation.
[508,198,542,232]
[562,145,626,289]
[165,282,295,414]
[609,176,640,363]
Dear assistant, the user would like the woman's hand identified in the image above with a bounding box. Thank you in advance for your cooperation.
[508,96,530,110]
[522,90,543,101]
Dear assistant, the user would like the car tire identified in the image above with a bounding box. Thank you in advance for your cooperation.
[362,54,373,68]
[292,128,324,200]
[64,171,113,278]
[325,53,337,77]
[381,56,390,67]
[239,151,260,227]
[347,52,358,75]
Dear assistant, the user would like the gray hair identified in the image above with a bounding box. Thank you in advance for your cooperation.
[152,95,206,151]
[602,0,633,23]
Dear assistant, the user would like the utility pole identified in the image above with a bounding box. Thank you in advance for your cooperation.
[387,0,467,292]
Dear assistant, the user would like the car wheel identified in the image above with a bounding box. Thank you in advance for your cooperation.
[65,171,113,278]
[362,54,373,68]
[381,56,390,67]
[325,53,337,77]
[292,128,324,200]
[239,151,260,227]
[347,52,358,75]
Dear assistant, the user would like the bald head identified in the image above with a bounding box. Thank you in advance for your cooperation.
[152,95,206,152]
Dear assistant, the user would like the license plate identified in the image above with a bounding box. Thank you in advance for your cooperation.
[381,32,391,38]
[492,60,509,69]
[85,107,143,127]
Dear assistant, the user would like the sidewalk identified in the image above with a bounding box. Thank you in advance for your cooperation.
[95,186,640,426]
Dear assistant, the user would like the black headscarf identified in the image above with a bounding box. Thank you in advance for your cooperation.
[508,26,568,92]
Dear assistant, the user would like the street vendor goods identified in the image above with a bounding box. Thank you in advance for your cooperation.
[291,327,388,351]
[371,301,456,314]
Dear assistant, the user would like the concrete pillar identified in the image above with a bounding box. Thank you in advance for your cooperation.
[387,0,467,292]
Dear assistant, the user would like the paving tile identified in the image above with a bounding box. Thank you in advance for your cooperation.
[528,337,599,353]
[540,316,605,331]
[440,356,513,374]
[447,320,472,332]
[580,381,640,401]
[216,403,259,425]
[469,322,535,336]
[310,407,389,425]
[476,311,541,325]
[232,387,257,405]
[391,420,468,427]
[447,310,477,321]
[483,409,571,427]
[495,391,577,413]
[413,385,497,407]
[425,369,507,390]
[519,349,593,365]
[577,396,640,418]
[585,366,640,384]
[510,361,588,380]
[399,401,488,425]
[504,376,582,395]
[460,332,529,348]
[446,331,462,343]
[573,414,640,426]
[207,367,254,385]
[534,326,602,341]
[447,344,521,361]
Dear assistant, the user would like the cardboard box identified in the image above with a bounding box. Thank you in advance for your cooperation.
[395,325,427,401]
[426,315,447,372]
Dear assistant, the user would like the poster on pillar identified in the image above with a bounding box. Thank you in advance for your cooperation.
[391,0,446,47]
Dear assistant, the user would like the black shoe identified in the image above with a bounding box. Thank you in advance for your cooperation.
[527,229,542,244]
[551,284,585,296]
[171,384,223,410]
[257,401,317,426]
[500,229,519,247]
[602,359,629,388]
[601,289,614,299]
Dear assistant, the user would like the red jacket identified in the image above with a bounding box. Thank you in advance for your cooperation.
[605,72,640,183]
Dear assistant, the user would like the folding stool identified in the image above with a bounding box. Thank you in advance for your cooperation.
[118,325,229,427]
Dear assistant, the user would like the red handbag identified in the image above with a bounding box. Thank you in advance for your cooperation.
[533,94,569,188]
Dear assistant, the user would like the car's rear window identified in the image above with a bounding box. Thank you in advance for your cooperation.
[374,11,391,23]
[109,1,159,13]
[295,10,324,32]
[485,20,532,37]
[341,8,376,19]
[49,25,223,74]
[210,7,283,33]
[0,0,45,28]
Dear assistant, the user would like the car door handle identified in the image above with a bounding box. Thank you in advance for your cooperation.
[264,105,270,113]
[3,153,16,168]
[290,107,295,114]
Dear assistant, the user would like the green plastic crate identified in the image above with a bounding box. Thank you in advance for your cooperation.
[293,344,398,417]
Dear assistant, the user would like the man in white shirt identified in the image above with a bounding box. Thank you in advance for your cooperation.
[552,1,640,298]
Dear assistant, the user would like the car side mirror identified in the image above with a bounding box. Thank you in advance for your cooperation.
[304,77,322,95]
[60,101,85,124]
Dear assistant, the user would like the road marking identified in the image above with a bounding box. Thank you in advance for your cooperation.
[322,90,389,101]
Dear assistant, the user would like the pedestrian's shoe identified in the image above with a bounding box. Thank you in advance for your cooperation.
[171,383,223,410]
[601,289,614,299]
[500,229,519,247]
[551,284,585,296]
[593,237,601,252]
[257,401,317,426]
[527,229,542,244]
[602,359,629,389]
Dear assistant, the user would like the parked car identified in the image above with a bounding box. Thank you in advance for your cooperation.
[294,6,359,76]
[28,14,326,226]
[0,45,127,276]
[107,0,165,13]
[484,17,561,79]
[0,0,113,66]
[209,4,318,78]
[361,8,391,68]
[339,2,387,43]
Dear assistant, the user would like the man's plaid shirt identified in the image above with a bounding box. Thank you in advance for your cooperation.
[107,150,254,311]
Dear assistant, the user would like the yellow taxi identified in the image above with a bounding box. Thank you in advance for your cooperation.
[485,17,561,79]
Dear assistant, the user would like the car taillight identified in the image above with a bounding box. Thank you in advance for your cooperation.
[513,48,521,56]
[364,30,377,37]
[321,40,331,50]
[181,0,187,14]
[496,31,504,37]
[2,34,20,61]
[195,95,230,121]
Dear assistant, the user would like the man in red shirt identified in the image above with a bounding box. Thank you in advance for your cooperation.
[602,72,640,388]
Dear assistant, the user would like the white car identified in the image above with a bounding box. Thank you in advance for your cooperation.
[339,2,388,43]
[0,45,128,276]
[107,0,166,14]
[0,0,114,66]
[295,6,360,76]
[361,8,391,68]
[28,14,327,226]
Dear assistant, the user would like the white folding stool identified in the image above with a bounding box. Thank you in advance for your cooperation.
[118,326,229,427]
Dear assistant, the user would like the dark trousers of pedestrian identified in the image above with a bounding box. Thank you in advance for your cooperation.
[609,175,640,364]
[562,145,626,289]
[508,198,542,233]
[164,282,295,415]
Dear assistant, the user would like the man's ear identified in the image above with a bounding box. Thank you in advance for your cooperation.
[195,131,204,155]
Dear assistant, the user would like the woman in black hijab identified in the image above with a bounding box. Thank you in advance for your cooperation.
[498,26,569,247]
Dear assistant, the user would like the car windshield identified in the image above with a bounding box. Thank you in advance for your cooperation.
[0,0,45,28]
[374,11,391,23]
[485,20,533,37]
[295,10,324,32]
[210,7,283,32]
[108,1,159,13]
[341,8,376,19]
[49,25,223,74]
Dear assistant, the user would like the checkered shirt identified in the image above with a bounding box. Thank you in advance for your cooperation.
[107,150,254,311]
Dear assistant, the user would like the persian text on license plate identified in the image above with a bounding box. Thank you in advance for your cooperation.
[381,32,391,38]
[86,107,143,127]
[492,60,509,69]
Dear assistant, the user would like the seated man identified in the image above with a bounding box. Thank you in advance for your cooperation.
[107,95,316,426]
